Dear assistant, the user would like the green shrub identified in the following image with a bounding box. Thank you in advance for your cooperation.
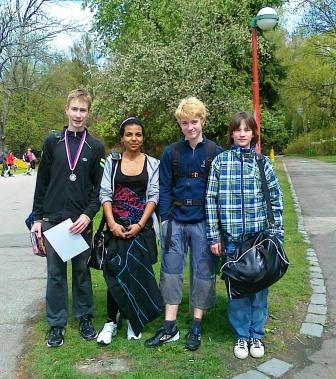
[285,126,336,156]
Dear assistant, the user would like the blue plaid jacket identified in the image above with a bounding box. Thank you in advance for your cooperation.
[205,146,283,244]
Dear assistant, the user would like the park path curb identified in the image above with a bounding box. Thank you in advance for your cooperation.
[231,160,326,379]
[283,161,327,338]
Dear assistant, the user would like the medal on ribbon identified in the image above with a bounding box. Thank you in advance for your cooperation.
[65,129,87,182]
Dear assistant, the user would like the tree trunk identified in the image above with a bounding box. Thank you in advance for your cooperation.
[0,94,10,152]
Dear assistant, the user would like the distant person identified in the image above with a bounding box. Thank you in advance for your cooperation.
[31,89,105,347]
[24,148,37,175]
[145,97,223,351]
[97,116,161,345]
[5,151,15,177]
[206,112,283,359]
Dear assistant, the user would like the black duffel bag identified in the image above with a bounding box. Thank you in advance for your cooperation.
[220,155,289,299]
[221,231,289,299]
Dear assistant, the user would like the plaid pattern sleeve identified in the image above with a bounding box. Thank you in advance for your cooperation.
[206,156,222,245]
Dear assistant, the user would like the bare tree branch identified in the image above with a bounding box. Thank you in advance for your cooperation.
[0,0,84,150]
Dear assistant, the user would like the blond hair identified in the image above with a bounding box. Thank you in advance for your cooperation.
[175,96,207,123]
[66,89,92,110]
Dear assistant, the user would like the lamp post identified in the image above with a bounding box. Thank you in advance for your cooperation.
[251,7,278,153]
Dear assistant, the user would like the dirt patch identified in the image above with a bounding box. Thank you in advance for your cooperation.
[74,352,132,376]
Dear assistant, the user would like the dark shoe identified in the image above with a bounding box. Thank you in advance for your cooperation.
[46,326,65,347]
[185,328,201,351]
[79,316,98,340]
[144,326,180,347]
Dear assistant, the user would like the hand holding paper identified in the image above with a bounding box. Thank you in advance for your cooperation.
[43,218,90,262]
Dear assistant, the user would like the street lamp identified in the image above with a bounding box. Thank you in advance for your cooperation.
[251,7,278,153]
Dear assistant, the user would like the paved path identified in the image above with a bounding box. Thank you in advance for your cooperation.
[283,157,336,378]
[0,174,46,379]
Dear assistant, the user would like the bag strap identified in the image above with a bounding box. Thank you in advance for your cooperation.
[256,154,275,226]
[97,214,106,232]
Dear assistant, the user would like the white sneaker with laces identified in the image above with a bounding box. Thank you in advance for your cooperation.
[234,339,249,359]
[249,338,265,358]
[97,321,117,345]
[127,320,142,340]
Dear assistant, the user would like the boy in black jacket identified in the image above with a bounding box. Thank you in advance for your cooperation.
[31,89,105,347]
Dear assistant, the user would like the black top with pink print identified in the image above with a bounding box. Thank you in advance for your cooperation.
[112,157,148,224]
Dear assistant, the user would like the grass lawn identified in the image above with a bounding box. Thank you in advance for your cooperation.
[310,155,336,164]
[285,154,336,164]
[18,159,310,378]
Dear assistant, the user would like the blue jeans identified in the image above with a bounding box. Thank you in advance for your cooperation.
[225,239,268,340]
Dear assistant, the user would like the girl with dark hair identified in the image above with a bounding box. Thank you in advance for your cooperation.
[206,112,283,360]
[97,116,161,345]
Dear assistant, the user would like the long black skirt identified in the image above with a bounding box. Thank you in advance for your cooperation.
[103,230,162,336]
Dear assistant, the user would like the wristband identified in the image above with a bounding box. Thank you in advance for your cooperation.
[137,222,143,229]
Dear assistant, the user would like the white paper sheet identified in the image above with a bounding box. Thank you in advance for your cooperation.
[43,218,90,262]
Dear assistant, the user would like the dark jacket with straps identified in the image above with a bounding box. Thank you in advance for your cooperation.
[33,127,105,223]
[159,137,223,223]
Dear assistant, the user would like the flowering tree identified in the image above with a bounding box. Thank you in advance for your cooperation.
[86,0,286,152]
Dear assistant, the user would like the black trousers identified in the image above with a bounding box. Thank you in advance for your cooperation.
[43,221,93,327]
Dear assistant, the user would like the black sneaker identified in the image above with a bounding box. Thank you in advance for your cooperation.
[144,326,180,347]
[46,326,65,347]
[79,316,98,340]
[185,328,201,351]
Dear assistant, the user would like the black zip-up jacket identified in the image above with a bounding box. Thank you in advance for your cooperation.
[33,127,105,223]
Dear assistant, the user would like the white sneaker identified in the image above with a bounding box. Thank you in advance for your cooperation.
[97,322,117,345]
[234,339,249,359]
[127,320,142,340]
[249,338,265,358]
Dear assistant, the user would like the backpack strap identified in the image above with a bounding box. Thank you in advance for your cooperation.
[171,139,217,184]
[171,142,181,186]
[204,140,217,177]
[49,132,62,159]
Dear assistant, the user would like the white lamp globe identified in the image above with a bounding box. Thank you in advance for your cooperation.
[256,7,278,31]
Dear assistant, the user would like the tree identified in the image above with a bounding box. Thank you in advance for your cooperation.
[297,0,336,34]
[276,31,336,141]
[85,0,287,153]
[275,0,336,140]
[4,53,98,154]
[0,0,78,152]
